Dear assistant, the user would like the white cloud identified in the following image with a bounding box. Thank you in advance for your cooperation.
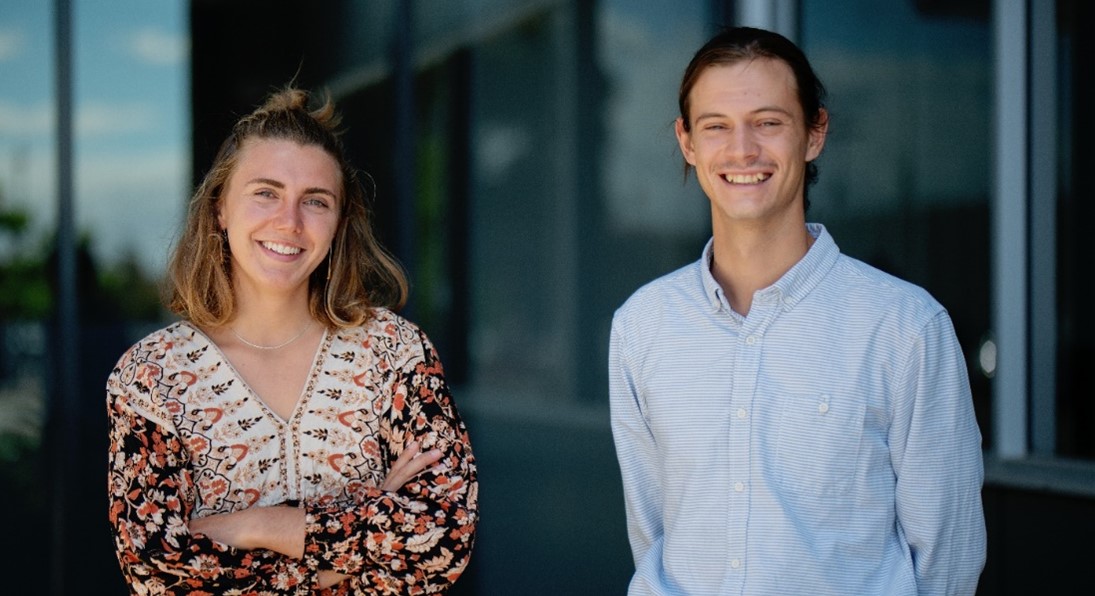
[77,148,190,275]
[0,100,168,138]
[0,142,189,275]
[77,102,157,135]
[0,101,52,136]
[129,27,189,65]
[0,28,24,62]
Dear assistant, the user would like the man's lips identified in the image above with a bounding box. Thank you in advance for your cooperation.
[719,172,772,184]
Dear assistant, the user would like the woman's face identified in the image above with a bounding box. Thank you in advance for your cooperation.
[217,138,341,303]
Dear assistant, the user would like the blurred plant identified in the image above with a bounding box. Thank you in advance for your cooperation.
[0,203,52,320]
[0,182,163,469]
[98,249,166,321]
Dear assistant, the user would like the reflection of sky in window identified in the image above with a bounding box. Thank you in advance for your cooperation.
[0,0,188,277]
[803,0,990,55]
[599,0,711,237]
[801,0,991,214]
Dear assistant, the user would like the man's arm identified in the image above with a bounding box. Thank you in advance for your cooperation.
[609,320,667,592]
[890,311,987,595]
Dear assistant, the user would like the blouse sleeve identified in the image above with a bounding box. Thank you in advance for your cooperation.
[107,346,319,595]
[302,329,478,594]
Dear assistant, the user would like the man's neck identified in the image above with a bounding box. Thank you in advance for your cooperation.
[709,215,813,316]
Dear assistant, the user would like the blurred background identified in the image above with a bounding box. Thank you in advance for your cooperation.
[0,0,1091,594]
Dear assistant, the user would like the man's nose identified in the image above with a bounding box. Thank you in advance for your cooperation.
[724,127,760,161]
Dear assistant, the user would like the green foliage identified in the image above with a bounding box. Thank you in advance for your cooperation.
[0,210,28,233]
[0,205,51,319]
[98,252,166,321]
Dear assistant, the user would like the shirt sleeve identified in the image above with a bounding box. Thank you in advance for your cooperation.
[889,310,987,595]
[302,329,478,594]
[608,317,666,593]
[106,349,319,595]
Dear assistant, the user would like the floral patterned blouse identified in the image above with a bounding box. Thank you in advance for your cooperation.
[106,309,478,595]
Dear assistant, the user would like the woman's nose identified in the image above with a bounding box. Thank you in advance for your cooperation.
[274,201,302,231]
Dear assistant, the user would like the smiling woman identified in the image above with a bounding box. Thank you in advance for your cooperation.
[105,87,478,594]
[218,140,342,312]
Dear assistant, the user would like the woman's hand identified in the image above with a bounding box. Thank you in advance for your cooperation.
[381,440,443,491]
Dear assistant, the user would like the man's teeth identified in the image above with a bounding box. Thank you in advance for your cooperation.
[723,173,771,184]
[262,241,301,255]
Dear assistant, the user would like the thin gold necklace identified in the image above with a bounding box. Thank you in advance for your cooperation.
[231,321,313,350]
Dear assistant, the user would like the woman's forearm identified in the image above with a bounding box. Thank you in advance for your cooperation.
[190,505,306,558]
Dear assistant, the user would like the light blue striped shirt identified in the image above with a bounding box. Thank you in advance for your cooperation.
[609,224,986,595]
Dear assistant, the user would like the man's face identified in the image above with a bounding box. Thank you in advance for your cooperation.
[675,58,826,229]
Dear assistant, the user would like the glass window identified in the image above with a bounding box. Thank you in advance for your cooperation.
[1055,0,1094,458]
[0,0,187,590]
[0,4,54,593]
[800,0,994,448]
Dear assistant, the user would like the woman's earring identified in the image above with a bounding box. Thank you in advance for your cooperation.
[323,248,334,318]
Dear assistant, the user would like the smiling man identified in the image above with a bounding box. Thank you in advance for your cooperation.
[609,27,986,595]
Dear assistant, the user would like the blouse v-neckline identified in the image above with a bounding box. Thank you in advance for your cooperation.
[185,321,332,426]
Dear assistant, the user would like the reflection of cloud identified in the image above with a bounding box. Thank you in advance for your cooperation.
[129,28,189,65]
[0,144,187,276]
[0,28,24,61]
[477,125,532,181]
[79,102,157,135]
[0,101,52,136]
[0,101,161,137]
[78,148,189,275]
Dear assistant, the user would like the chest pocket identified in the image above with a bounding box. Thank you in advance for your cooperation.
[774,392,865,496]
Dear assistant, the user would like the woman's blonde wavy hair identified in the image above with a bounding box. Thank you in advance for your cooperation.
[166,87,408,328]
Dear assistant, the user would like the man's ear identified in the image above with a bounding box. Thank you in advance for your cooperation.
[675,117,697,166]
[806,108,828,162]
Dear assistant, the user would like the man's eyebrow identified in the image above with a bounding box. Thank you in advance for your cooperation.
[693,106,796,122]
[694,112,726,123]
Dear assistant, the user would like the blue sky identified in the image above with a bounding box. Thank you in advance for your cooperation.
[0,0,188,276]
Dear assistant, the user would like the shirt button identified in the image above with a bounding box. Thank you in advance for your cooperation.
[818,402,830,414]
[745,335,757,345]
[734,481,745,492]
[731,558,741,569]
[737,408,747,419]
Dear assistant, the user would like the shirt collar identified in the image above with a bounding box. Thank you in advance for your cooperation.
[699,223,840,313]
